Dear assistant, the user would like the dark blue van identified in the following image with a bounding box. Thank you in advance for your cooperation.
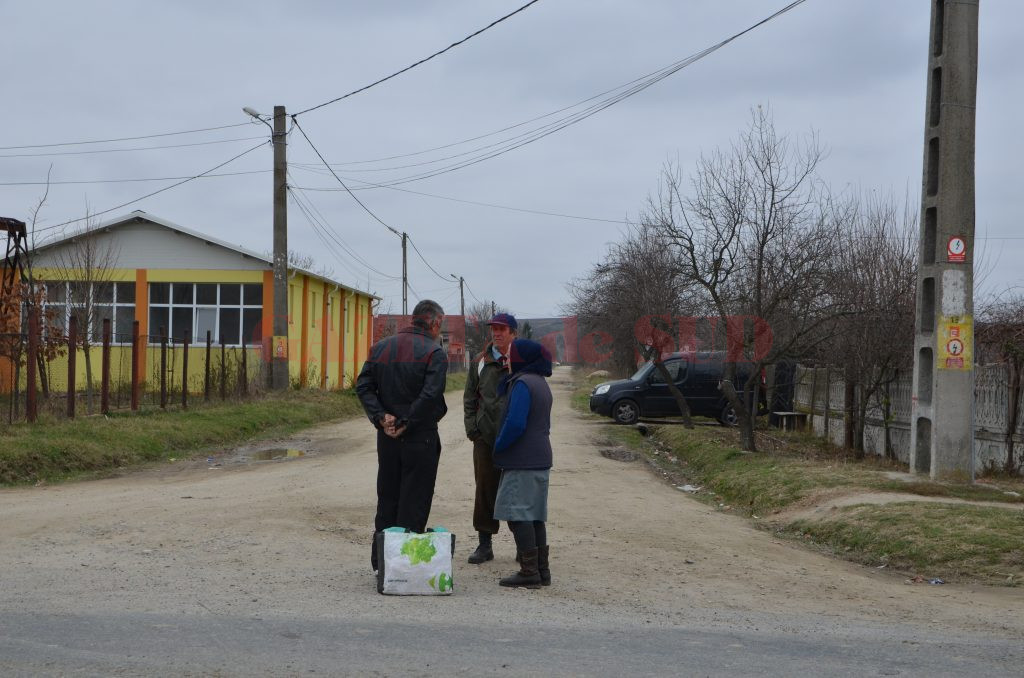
[588,351,765,425]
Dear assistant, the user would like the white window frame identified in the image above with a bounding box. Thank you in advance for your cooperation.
[147,282,263,347]
[42,280,136,344]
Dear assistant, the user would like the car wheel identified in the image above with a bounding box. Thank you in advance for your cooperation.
[612,400,640,425]
[719,403,739,427]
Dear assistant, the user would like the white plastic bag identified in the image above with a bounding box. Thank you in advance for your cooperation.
[375,528,455,595]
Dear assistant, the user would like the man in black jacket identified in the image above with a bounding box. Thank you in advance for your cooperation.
[357,299,448,571]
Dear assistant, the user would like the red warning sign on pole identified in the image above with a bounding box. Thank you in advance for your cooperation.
[947,236,966,263]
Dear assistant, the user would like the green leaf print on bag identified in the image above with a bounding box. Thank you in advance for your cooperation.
[400,536,438,565]
[428,572,453,592]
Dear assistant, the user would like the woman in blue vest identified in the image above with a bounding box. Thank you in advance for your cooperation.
[492,338,554,589]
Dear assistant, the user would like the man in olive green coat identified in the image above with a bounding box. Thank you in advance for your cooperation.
[463,313,516,563]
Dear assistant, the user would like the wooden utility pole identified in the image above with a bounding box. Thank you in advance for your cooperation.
[271,105,289,390]
[909,0,980,481]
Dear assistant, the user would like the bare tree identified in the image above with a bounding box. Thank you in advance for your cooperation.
[828,190,917,457]
[270,249,336,280]
[565,222,696,426]
[50,216,121,413]
[646,107,846,451]
[464,300,508,358]
[2,175,66,413]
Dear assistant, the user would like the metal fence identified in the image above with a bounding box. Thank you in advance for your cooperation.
[1,318,266,426]
[793,364,1023,474]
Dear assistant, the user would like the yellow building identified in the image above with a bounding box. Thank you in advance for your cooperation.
[15,210,375,393]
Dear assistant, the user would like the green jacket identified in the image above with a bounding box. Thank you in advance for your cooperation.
[463,343,507,446]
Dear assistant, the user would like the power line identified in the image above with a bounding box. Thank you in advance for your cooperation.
[291,72,645,168]
[287,169,627,225]
[0,122,250,151]
[407,234,457,283]
[462,278,485,306]
[0,169,269,186]
[0,135,266,159]
[296,0,809,190]
[286,181,402,280]
[295,0,543,117]
[289,185,398,286]
[291,118,401,237]
[32,140,269,237]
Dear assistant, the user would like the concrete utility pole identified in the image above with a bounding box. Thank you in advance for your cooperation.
[909,0,980,481]
[455,275,465,318]
[271,105,289,390]
[401,232,408,316]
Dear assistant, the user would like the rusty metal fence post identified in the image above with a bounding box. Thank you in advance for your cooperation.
[101,319,111,415]
[67,315,77,419]
[204,330,212,402]
[131,321,140,411]
[26,307,38,423]
[241,345,248,397]
[220,342,226,400]
[181,327,190,410]
[160,326,167,410]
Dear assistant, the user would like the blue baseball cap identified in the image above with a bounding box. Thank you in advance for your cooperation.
[487,313,518,330]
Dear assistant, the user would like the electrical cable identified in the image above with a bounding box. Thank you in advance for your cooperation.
[0,135,267,159]
[407,235,456,284]
[291,118,402,238]
[286,181,402,281]
[295,0,542,117]
[462,279,485,306]
[287,169,627,225]
[0,122,251,151]
[292,69,655,168]
[286,131,449,310]
[295,0,808,189]
[0,169,270,186]
[32,140,269,237]
[289,186,393,286]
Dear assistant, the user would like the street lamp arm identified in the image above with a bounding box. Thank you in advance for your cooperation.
[242,107,275,134]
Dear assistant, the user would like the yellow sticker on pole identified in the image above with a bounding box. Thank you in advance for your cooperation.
[936,316,972,370]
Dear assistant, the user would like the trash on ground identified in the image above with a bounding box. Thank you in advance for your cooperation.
[676,484,701,493]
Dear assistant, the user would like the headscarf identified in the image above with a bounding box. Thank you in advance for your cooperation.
[497,338,553,396]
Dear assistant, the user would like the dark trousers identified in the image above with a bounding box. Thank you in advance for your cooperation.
[472,439,501,534]
[374,428,442,535]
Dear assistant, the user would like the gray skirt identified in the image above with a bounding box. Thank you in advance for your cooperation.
[493,469,549,522]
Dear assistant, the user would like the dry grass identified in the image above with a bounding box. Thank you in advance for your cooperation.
[569,370,1024,585]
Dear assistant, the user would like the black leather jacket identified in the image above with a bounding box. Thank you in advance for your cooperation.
[356,325,448,434]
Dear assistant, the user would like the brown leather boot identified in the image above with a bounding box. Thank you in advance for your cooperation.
[499,548,541,589]
[537,545,551,586]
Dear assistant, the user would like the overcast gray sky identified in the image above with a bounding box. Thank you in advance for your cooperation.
[4,1,1020,318]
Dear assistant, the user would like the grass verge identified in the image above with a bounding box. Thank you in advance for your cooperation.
[570,370,1024,585]
[790,503,1024,586]
[1,373,469,486]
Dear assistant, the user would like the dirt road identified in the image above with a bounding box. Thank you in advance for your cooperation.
[1,367,1022,675]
